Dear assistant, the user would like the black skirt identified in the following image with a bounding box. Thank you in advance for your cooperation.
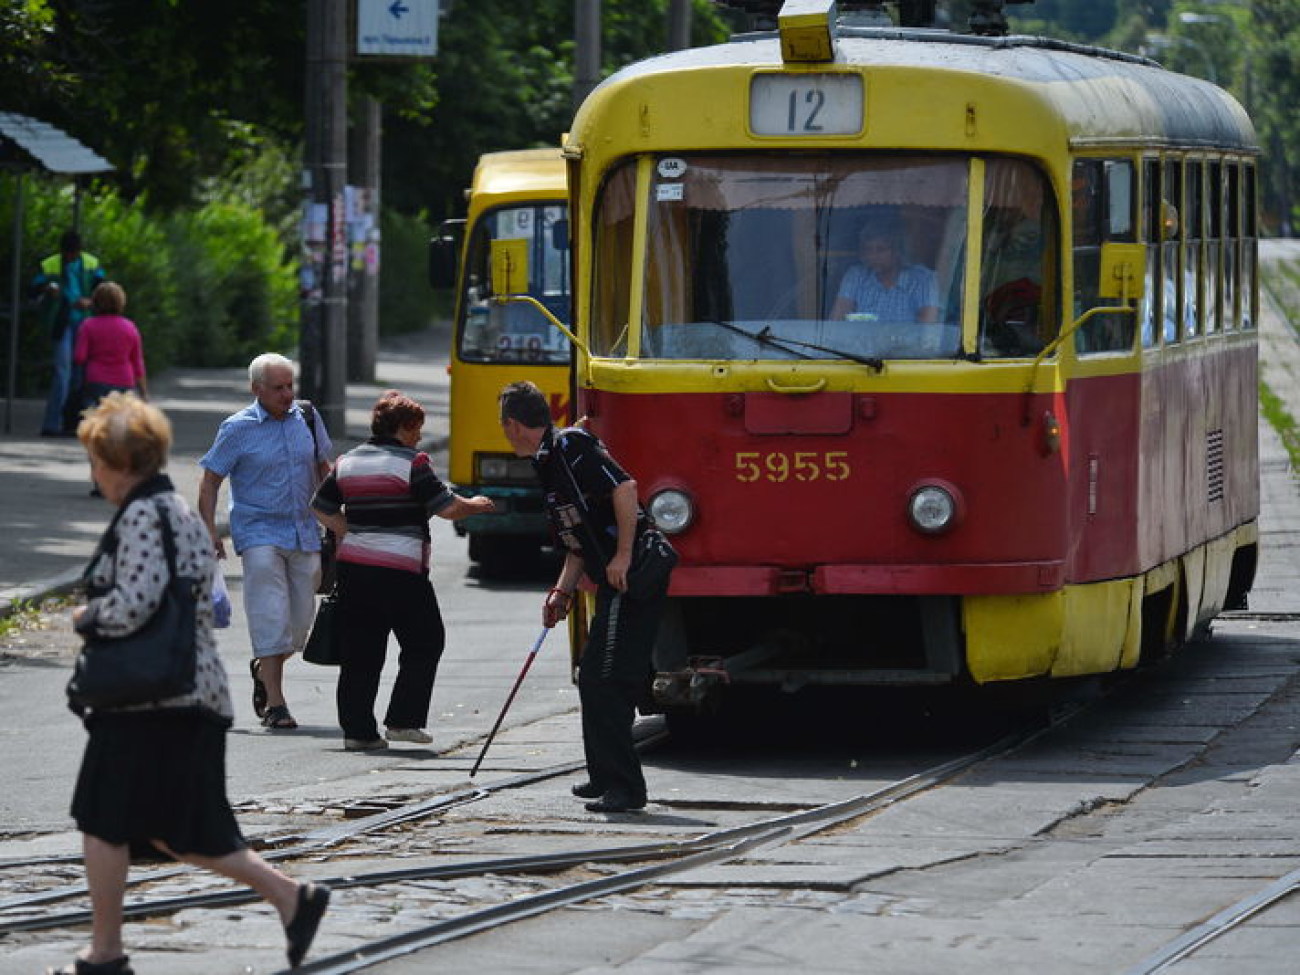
[71,709,246,862]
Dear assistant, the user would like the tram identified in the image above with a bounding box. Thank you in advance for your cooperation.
[504,1,1261,712]
[431,148,572,572]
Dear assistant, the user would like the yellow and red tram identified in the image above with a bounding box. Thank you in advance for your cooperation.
[547,1,1259,710]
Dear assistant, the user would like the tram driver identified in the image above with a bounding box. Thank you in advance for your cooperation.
[830,208,940,324]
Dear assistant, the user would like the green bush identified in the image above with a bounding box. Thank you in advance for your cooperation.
[0,175,298,395]
[380,208,448,334]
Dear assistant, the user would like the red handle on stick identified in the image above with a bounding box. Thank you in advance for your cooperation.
[469,628,550,778]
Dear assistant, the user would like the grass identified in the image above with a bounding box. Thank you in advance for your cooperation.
[0,594,74,645]
[1261,251,1300,471]
[1260,379,1300,470]
[0,599,41,642]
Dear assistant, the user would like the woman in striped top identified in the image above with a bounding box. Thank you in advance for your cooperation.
[311,391,495,751]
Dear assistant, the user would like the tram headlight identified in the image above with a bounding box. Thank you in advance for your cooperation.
[907,483,959,535]
[648,489,693,535]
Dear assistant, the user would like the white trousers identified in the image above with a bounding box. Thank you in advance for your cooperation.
[241,545,319,658]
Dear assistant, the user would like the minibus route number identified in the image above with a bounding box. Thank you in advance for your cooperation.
[734,450,850,483]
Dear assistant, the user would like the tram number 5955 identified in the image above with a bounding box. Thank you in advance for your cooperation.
[734,450,850,483]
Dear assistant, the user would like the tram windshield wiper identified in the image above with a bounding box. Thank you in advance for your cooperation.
[755,326,885,372]
[709,319,815,361]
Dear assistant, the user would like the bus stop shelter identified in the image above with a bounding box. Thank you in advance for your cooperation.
[1,111,113,433]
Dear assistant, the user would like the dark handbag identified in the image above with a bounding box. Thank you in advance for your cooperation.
[317,529,338,595]
[626,528,677,599]
[303,587,342,666]
[67,501,199,710]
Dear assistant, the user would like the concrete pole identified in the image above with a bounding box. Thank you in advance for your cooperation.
[667,0,691,51]
[4,173,24,434]
[301,0,348,434]
[347,96,381,382]
[574,0,601,113]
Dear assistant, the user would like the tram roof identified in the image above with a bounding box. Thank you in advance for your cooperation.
[581,28,1256,153]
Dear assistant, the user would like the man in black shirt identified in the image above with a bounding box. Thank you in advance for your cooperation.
[499,381,668,813]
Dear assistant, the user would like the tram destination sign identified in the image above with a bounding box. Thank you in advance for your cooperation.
[750,73,864,137]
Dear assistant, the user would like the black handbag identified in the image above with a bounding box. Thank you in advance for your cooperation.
[317,529,338,595]
[67,501,199,710]
[627,528,678,599]
[303,587,342,666]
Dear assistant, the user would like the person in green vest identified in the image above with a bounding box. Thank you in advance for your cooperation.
[31,230,106,436]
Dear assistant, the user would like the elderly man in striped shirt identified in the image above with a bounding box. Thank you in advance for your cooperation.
[198,353,333,731]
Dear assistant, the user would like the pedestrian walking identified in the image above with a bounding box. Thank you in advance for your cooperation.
[30,230,106,436]
[57,392,328,975]
[310,390,495,751]
[498,380,672,813]
[197,353,332,731]
[74,282,148,409]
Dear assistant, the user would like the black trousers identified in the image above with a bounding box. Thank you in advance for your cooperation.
[578,583,665,801]
[335,562,445,740]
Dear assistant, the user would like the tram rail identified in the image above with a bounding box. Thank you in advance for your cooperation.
[0,722,1051,966]
[1121,867,1300,975]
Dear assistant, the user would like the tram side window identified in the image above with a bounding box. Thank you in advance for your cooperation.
[1186,160,1204,339]
[591,163,638,357]
[979,158,1056,358]
[1141,158,1161,348]
[459,205,572,365]
[1208,161,1223,334]
[1225,162,1240,331]
[1244,163,1259,330]
[1072,158,1137,355]
[1163,159,1183,343]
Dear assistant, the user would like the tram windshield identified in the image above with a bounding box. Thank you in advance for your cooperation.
[459,203,571,365]
[590,154,1056,361]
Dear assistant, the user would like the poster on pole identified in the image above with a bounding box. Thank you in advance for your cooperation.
[357,0,438,57]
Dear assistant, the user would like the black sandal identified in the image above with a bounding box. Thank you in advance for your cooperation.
[285,882,330,967]
[46,956,133,975]
[250,659,268,719]
[262,704,298,730]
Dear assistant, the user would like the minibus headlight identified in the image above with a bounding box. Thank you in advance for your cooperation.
[907,484,958,535]
[476,454,535,484]
[648,489,693,534]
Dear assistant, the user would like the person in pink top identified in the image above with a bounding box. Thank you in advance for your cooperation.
[74,282,148,409]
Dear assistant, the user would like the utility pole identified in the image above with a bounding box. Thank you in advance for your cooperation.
[667,0,691,51]
[347,96,381,382]
[574,0,601,112]
[302,0,348,434]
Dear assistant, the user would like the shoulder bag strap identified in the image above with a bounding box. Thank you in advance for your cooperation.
[150,498,179,579]
[551,430,617,567]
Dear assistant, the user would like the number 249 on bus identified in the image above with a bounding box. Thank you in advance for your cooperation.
[734,450,850,483]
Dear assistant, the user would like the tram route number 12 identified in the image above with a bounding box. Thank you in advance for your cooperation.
[734,450,850,483]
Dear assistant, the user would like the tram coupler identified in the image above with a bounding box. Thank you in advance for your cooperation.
[651,656,730,709]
